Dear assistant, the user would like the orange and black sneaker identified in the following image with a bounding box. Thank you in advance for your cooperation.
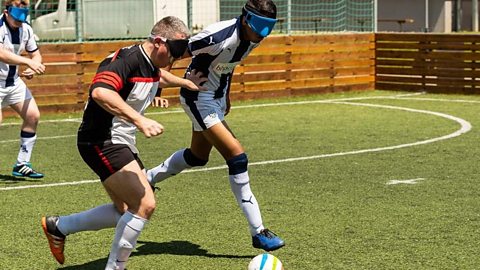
[41,216,66,264]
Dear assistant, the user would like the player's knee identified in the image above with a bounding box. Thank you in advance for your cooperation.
[140,199,156,219]
[114,202,127,214]
[183,148,208,167]
[227,153,248,176]
[24,111,40,127]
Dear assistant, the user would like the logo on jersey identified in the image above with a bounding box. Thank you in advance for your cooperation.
[208,36,215,45]
[213,62,239,75]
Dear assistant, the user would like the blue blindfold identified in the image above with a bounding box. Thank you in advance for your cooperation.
[243,6,277,37]
[8,6,29,23]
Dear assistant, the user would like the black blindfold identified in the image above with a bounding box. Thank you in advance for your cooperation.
[166,39,189,59]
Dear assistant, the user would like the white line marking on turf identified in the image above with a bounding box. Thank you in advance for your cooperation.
[0,134,77,143]
[386,178,425,185]
[0,98,471,191]
[0,93,422,127]
[0,93,421,144]
[0,179,99,190]
[1,118,83,127]
[395,97,480,104]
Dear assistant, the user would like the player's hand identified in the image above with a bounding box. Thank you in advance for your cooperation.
[26,59,45,75]
[185,69,207,91]
[21,68,35,80]
[151,97,169,108]
[136,117,164,138]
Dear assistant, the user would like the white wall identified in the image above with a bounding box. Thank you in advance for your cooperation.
[192,0,219,31]
[154,0,188,23]
[430,0,451,32]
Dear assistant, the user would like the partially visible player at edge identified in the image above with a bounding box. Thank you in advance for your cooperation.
[148,0,285,252]
[0,0,46,178]
[41,16,206,270]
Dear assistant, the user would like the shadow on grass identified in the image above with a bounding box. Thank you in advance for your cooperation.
[59,240,251,269]
[0,174,40,183]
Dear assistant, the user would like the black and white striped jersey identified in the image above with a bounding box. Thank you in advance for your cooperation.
[0,15,38,87]
[78,44,160,150]
[180,17,259,101]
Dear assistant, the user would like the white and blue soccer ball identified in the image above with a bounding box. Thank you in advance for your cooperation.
[248,253,284,270]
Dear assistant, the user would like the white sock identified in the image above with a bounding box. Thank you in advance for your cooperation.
[105,211,147,270]
[16,131,36,164]
[229,171,264,236]
[57,204,121,235]
[148,149,191,185]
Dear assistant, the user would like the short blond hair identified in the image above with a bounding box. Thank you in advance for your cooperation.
[4,0,29,7]
[150,16,190,40]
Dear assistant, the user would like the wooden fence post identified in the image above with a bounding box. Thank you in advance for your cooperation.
[285,35,293,93]
[76,44,86,106]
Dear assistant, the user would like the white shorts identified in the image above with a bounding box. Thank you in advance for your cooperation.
[0,79,32,109]
[180,97,226,131]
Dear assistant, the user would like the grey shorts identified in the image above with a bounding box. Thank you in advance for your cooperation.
[180,96,226,131]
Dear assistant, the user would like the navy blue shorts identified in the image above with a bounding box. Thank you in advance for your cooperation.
[77,143,144,181]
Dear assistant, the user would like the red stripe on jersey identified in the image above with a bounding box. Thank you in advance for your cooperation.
[127,76,160,83]
[94,145,115,173]
[110,49,120,62]
[92,71,123,91]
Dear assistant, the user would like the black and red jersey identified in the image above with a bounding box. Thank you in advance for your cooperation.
[78,44,160,150]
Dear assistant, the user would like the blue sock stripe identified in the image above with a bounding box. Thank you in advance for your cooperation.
[183,148,208,167]
[20,130,36,138]
[226,153,248,175]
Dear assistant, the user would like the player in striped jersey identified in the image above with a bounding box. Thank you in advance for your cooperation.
[0,0,46,178]
[148,0,285,252]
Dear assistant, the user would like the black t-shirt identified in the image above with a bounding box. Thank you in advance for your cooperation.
[78,44,160,146]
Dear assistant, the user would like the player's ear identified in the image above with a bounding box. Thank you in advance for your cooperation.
[153,37,163,49]
[241,16,247,26]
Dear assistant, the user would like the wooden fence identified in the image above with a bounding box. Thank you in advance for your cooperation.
[7,33,480,117]
[376,33,480,94]
[18,41,138,114]
[6,33,374,116]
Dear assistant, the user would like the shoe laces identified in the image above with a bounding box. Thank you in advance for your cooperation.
[260,229,277,238]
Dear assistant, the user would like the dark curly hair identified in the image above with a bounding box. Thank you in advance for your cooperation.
[244,0,277,19]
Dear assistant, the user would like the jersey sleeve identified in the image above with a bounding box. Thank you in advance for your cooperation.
[24,26,38,53]
[90,53,133,92]
[188,29,224,56]
[0,26,5,44]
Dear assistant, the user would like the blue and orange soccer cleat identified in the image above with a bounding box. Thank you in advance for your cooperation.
[252,229,285,252]
[12,162,44,178]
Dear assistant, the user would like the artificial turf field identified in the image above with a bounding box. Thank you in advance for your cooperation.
[1,90,479,269]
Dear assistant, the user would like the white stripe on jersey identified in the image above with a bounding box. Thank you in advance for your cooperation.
[186,17,259,101]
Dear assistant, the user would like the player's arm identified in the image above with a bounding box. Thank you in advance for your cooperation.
[91,87,163,138]
[159,68,207,91]
[0,45,45,74]
[22,50,44,79]
[28,49,43,63]
[152,68,207,107]
[92,58,163,137]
